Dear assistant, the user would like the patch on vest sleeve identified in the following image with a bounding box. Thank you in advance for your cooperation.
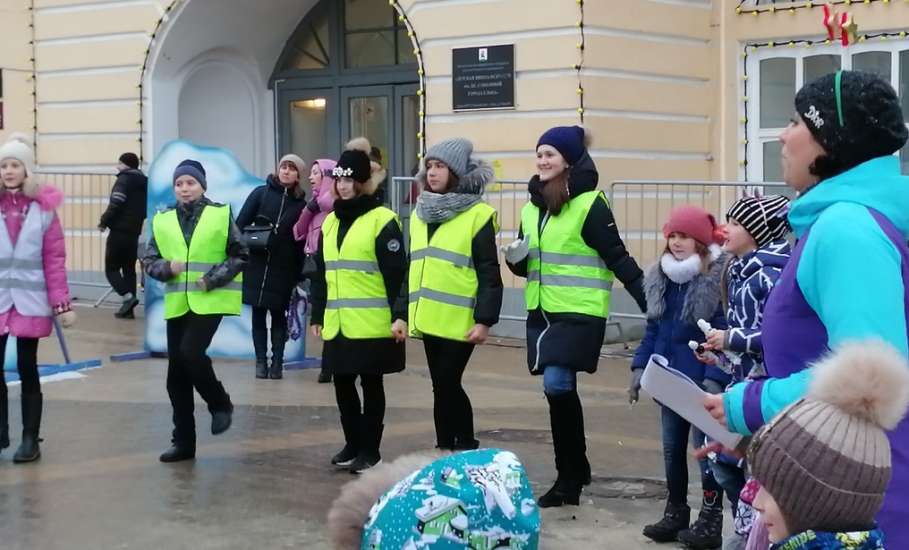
[387,239,401,253]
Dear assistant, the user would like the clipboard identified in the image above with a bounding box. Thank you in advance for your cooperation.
[640,354,743,449]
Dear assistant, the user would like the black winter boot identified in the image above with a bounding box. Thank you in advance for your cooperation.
[210,399,233,435]
[317,367,332,384]
[643,501,692,543]
[0,384,9,452]
[331,414,360,467]
[255,360,268,379]
[269,323,286,380]
[677,490,724,549]
[159,443,196,463]
[350,418,383,474]
[537,392,583,508]
[13,392,42,463]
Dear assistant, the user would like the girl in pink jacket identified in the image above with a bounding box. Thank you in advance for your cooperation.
[293,158,336,383]
[0,133,75,464]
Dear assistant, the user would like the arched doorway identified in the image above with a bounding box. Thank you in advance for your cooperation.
[271,0,422,182]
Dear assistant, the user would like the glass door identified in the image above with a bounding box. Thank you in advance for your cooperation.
[277,88,339,168]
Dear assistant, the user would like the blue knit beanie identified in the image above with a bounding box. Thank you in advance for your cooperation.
[536,125,586,166]
[173,159,207,190]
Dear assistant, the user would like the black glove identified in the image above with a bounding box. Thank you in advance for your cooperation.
[628,368,644,404]
[306,198,320,213]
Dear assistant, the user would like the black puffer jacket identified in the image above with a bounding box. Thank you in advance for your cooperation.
[99,168,147,234]
[141,197,248,290]
[235,176,307,310]
[507,152,646,375]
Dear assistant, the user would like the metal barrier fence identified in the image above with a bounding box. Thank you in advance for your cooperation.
[608,180,789,269]
[37,171,114,292]
[390,176,528,290]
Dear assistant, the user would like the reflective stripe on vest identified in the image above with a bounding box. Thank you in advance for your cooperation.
[521,190,614,318]
[322,206,399,340]
[0,203,54,317]
[408,202,497,341]
[152,205,242,320]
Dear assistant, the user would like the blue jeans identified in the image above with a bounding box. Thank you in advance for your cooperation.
[709,459,747,513]
[542,366,577,395]
[661,405,722,505]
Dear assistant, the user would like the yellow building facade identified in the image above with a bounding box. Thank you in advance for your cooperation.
[0,0,907,316]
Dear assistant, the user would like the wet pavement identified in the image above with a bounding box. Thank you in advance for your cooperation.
[0,305,712,549]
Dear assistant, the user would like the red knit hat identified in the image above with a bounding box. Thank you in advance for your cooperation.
[663,205,724,246]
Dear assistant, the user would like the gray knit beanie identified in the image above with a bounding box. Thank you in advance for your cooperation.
[424,138,473,178]
[748,341,909,536]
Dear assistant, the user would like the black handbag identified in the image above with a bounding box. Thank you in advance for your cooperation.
[242,214,275,252]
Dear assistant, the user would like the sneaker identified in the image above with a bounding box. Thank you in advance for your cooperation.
[115,297,140,318]
[331,445,358,467]
[349,453,381,474]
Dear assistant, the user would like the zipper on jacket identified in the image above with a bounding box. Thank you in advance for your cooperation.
[255,188,287,307]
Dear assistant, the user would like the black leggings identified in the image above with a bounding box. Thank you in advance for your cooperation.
[251,306,288,361]
[423,335,475,447]
[334,373,385,422]
[0,336,40,395]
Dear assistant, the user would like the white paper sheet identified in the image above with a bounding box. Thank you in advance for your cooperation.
[640,354,743,449]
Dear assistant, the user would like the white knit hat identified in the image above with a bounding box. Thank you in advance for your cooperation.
[0,132,36,177]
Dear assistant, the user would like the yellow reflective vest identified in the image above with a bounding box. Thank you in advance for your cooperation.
[521,190,614,318]
[408,203,498,341]
[322,206,400,340]
[152,204,242,320]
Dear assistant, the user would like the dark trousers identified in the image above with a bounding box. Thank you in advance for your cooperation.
[0,336,40,395]
[423,335,476,448]
[251,306,287,362]
[166,312,232,447]
[661,405,723,506]
[104,230,139,296]
[334,374,385,422]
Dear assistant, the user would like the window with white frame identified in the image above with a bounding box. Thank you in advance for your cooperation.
[745,41,909,181]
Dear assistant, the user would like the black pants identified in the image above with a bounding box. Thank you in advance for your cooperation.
[423,335,476,448]
[251,306,287,362]
[334,374,385,423]
[104,230,139,296]
[166,312,232,447]
[0,336,40,395]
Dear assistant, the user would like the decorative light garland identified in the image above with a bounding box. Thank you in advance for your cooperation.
[736,0,907,17]
[29,0,37,158]
[138,0,182,164]
[739,28,909,179]
[390,0,427,161]
[574,0,586,122]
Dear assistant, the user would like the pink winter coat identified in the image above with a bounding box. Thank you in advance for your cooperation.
[292,158,337,255]
[0,185,69,338]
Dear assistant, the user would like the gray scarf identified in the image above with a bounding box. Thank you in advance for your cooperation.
[414,159,494,224]
[415,191,483,224]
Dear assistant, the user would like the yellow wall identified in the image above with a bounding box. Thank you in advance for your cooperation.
[716,1,909,181]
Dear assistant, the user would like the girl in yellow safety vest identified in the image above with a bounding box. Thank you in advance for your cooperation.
[504,126,647,508]
[310,146,406,474]
[398,138,503,451]
[142,159,248,463]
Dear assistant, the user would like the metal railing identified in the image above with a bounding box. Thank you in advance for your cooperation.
[37,171,114,292]
[608,180,790,269]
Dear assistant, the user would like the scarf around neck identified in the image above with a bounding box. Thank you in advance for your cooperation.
[660,252,703,284]
[415,191,482,224]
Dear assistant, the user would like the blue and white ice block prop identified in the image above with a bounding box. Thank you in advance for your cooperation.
[143,140,306,361]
